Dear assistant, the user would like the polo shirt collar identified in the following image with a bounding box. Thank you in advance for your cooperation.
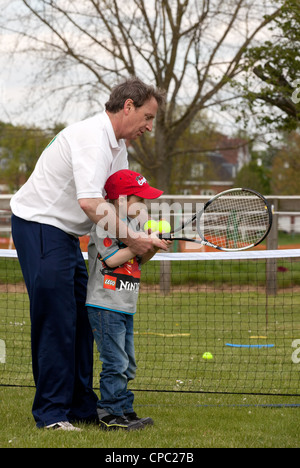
[103,111,121,150]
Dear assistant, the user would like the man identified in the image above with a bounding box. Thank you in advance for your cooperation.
[11,77,167,430]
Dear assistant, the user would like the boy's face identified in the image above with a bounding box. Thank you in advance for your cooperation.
[123,97,158,140]
[118,195,146,219]
[127,195,145,218]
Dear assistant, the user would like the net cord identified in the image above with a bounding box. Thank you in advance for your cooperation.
[1,249,300,261]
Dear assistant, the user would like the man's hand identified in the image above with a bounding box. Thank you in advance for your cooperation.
[124,230,168,256]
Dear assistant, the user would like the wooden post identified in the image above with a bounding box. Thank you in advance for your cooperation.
[160,261,171,295]
[266,201,278,297]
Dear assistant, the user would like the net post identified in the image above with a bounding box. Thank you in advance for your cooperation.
[160,260,171,295]
[266,202,278,296]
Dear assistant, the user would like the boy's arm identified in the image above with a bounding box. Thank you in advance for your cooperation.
[104,247,135,269]
[141,237,172,265]
[140,247,160,265]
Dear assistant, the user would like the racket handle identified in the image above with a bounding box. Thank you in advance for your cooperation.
[159,233,172,240]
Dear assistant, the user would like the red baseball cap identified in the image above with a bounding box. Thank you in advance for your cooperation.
[104,170,164,200]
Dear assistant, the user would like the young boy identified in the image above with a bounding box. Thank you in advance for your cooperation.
[86,170,170,431]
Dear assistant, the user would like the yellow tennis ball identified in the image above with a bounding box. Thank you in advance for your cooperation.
[158,220,171,234]
[202,352,213,360]
[144,220,159,232]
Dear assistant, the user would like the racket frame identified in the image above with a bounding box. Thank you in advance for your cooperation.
[160,188,273,252]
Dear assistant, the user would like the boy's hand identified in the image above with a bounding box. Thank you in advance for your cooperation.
[138,232,172,265]
[125,230,168,256]
[149,231,172,251]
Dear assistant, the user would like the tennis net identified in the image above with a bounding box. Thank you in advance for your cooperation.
[0,248,300,396]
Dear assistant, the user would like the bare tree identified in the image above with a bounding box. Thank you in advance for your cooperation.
[0,0,283,191]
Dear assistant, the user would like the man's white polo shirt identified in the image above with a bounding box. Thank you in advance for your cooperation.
[11,112,128,236]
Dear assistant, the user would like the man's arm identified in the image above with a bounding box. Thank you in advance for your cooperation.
[78,198,168,256]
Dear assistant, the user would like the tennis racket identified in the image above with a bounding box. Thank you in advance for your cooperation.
[160,188,273,252]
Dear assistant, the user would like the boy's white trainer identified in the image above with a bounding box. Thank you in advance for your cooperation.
[46,421,82,431]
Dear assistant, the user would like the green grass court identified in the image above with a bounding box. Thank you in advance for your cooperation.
[0,388,299,448]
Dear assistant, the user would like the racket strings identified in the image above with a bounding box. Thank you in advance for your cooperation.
[200,191,270,249]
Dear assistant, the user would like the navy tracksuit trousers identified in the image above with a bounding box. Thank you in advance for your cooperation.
[11,215,98,427]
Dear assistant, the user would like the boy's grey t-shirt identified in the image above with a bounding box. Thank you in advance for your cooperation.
[86,224,142,315]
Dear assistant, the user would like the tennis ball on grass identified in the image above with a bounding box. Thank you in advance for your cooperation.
[144,220,159,232]
[158,220,171,234]
[202,352,213,360]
